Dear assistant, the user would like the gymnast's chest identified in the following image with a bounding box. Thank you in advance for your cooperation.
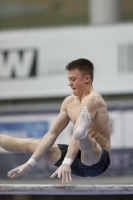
[67,104,81,124]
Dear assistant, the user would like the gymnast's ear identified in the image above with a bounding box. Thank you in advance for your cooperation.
[84,75,91,83]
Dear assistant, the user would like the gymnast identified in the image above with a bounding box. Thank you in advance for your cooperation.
[0,58,111,184]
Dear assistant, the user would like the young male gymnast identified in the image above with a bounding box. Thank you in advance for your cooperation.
[0,58,111,184]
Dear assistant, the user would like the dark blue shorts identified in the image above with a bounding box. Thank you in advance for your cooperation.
[55,144,110,177]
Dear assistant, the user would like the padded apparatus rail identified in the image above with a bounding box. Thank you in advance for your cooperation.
[0,184,133,195]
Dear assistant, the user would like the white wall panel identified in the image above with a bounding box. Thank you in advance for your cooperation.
[0,24,133,99]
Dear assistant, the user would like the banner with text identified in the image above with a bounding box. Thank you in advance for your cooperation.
[0,24,133,99]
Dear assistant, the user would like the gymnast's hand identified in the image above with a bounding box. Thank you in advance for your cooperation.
[50,163,72,184]
[7,162,32,179]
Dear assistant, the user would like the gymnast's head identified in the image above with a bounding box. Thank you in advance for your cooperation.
[66,58,94,96]
[65,58,94,83]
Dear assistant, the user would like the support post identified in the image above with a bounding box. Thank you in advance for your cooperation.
[89,0,122,25]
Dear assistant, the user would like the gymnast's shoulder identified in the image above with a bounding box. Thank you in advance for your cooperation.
[61,95,75,107]
[63,95,75,102]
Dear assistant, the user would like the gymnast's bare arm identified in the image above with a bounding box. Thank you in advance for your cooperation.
[50,134,79,184]
[7,98,70,179]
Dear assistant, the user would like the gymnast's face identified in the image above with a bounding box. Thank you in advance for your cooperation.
[68,68,88,96]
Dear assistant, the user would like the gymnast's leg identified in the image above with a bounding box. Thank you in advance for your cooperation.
[73,106,102,166]
[0,134,61,164]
